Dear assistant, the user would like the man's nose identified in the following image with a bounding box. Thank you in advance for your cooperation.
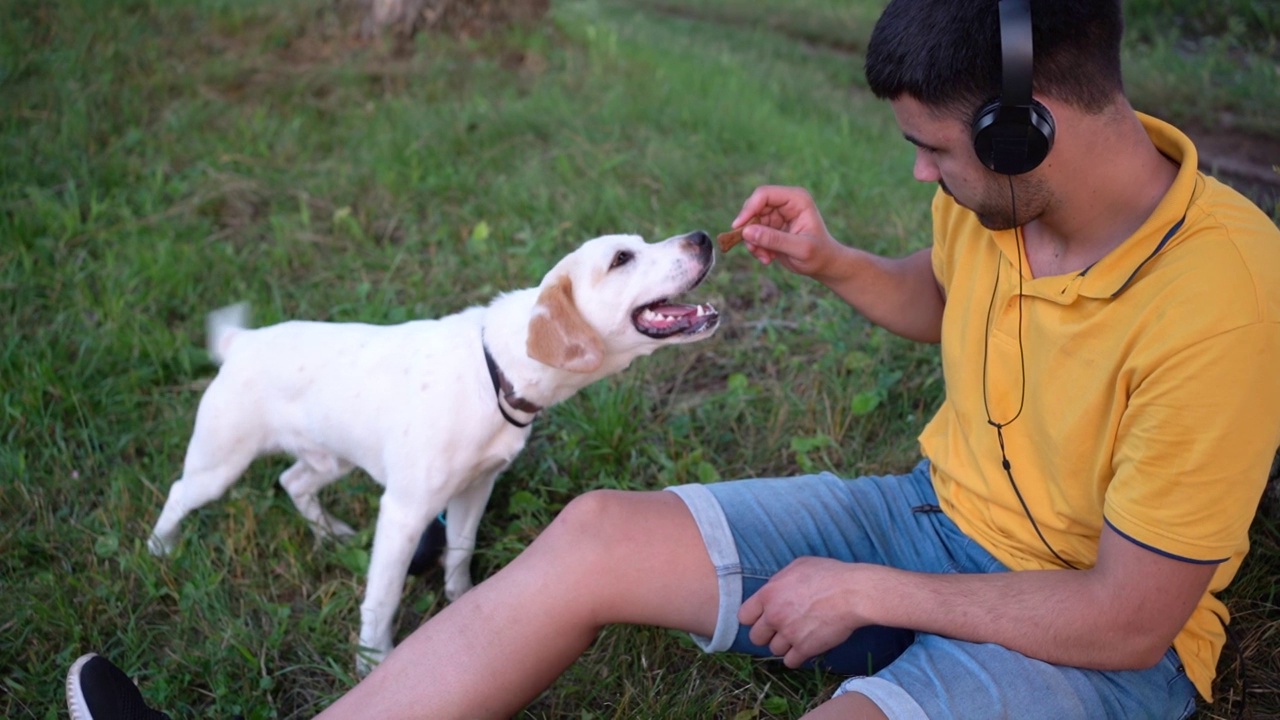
[913,149,941,183]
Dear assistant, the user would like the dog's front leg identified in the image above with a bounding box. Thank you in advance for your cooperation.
[357,493,436,676]
[442,471,502,601]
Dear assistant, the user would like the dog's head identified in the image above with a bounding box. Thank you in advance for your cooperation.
[527,231,720,373]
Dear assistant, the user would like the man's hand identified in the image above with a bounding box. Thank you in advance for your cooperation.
[730,184,945,342]
[738,526,1218,673]
[732,186,841,279]
[738,557,869,668]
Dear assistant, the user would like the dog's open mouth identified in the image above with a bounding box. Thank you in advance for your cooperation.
[632,300,720,339]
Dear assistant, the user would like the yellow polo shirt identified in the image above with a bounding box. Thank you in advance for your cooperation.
[920,113,1280,700]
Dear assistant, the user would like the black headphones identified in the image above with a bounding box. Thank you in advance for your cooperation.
[971,0,1056,175]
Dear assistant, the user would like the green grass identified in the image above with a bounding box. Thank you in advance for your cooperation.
[2,0,1276,718]
[1126,0,1280,49]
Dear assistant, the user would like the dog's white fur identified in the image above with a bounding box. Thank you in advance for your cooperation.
[147,231,718,673]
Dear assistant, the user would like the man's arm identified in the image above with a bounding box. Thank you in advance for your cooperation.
[733,185,945,343]
[806,245,943,343]
[739,524,1217,670]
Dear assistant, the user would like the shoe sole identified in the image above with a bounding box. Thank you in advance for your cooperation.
[66,653,97,720]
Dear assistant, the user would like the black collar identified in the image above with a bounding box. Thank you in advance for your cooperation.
[483,343,541,428]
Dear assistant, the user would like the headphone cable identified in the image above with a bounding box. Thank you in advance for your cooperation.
[982,175,1250,716]
[981,174,1080,571]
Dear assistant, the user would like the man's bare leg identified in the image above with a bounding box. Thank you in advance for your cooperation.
[316,489,722,720]
[801,692,890,720]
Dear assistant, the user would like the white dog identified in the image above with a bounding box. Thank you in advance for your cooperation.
[147,230,720,673]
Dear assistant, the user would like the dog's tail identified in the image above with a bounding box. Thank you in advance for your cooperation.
[206,302,251,366]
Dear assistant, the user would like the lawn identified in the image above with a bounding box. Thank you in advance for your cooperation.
[2,0,1276,718]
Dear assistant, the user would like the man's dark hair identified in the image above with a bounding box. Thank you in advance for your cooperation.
[864,0,1124,121]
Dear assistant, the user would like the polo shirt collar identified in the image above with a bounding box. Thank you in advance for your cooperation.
[990,113,1201,301]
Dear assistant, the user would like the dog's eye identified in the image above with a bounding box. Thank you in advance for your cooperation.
[609,250,634,270]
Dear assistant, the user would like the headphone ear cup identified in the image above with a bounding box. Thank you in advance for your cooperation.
[971,98,1056,175]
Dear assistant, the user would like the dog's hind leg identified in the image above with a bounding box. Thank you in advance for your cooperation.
[149,383,262,556]
[279,454,356,541]
[148,440,258,556]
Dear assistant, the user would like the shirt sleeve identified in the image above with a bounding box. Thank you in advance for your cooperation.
[1104,322,1280,561]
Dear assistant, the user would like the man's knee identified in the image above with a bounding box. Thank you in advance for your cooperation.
[538,488,703,582]
[548,489,633,537]
[541,488,717,631]
[802,692,890,720]
[537,489,656,565]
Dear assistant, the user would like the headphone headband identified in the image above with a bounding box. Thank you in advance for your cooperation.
[971,0,1056,175]
[998,0,1034,108]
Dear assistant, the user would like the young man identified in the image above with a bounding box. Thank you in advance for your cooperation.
[69,0,1280,718]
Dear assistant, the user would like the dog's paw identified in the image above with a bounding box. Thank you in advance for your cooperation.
[313,516,357,541]
[147,534,174,556]
[355,646,387,677]
[444,578,474,602]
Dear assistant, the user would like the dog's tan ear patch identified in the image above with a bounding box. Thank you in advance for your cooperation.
[527,275,605,373]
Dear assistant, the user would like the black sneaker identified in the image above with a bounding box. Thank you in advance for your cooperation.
[66,653,172,720]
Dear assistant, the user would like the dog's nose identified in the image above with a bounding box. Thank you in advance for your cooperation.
[684,230,713,265]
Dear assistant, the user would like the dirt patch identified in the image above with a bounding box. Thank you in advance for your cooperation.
[178,0,551,107]
[1185,125,1280,215]
[188,0,550,64]
[353,0,549,46]
[410,0,550,39]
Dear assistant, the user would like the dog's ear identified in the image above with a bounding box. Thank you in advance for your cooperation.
[527,275,605,373]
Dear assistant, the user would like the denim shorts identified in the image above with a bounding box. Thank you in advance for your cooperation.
[665,459,1198,720]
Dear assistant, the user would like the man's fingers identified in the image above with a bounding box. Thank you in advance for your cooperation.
[748,245,775,266]
[783,647,810,669]
[732,206,758,229]
[748,620,775,648]
[734,184,808,227]
[738,594,763,626]
[769,635,791,658]
[734,186,776,227]
[745,225,805,259]
[742,594,777,648]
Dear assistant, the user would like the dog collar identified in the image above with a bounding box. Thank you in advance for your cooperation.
[483,343,542,428]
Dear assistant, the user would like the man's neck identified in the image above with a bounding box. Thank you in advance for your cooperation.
[1022,107,1180,278]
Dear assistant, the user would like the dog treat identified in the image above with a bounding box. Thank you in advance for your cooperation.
[717,226,747,253]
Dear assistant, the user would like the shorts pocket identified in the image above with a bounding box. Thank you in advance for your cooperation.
[1163,655,1197,720]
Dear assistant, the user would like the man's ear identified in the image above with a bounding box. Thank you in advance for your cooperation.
[527,275,605,373]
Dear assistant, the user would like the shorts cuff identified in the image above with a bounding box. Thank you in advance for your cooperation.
[833,676,929,720]
[665,483,742,653]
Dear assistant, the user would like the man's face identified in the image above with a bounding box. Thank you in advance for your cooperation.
[889,95,1047,230]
